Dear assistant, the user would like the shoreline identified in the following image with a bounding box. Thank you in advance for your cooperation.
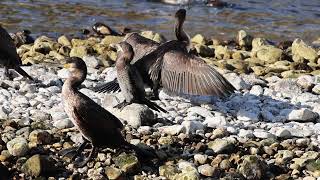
[0,29,320,179]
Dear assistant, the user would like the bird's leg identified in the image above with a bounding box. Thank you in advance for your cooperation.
[113,101,132,111]
[150,82,160,100]
[74,146,97,168]
[3,67,12,80]
[59,140,88,160]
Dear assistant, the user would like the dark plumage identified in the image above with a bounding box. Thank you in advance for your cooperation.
[113,42,166,112]
[0,25,33,80]
[61,57,155,167]
[95,8,235,98]
[133,9,235,97]
[94,32,160,96]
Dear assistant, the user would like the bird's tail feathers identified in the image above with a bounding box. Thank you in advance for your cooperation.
[142,98,167,113]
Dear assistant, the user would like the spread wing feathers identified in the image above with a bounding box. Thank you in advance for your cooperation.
[74,94,124,130]
[0,26,21,63]
[93,79,121,93]
[161,52,235,97]
[125,33,160,64]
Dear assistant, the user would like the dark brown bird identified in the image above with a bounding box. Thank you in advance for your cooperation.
[61,57,155,167]
[94,32,160,96]
[0,25,33,80]
[134,8,235,97]
[92,22,122,36]
[113,42,167,112]
[96,9,235,98]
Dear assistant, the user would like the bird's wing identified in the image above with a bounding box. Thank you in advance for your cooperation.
[161,51,235,97]
[0,26,21,63]
[93,79,121,93]
[74,94,124,130]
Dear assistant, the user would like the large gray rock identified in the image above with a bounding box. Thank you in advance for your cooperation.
[237,155,268,180]
[271,79,302,98]
[7,137,29,156]
[292,38,318,63]
[105,103,155,128]
[181,121,205,134]
[208,138,234,153]
[21,154,57,177]
[237,30,253,48]
[256,45,283,64]
[285,108,318,122]
[204,115,228,128]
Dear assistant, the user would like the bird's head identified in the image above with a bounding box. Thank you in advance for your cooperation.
[63,57,87,81]
[111,41,134,63]
[175,9,186,22]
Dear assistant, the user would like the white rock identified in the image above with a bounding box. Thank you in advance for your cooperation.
[224,73,251,90]
[194,154,208,164]
[250,85,264,96]
[83,55,101,68]
[106,103,154,128]
[289,128,313,137]
[203,115,228,128]
[312,84,320,95]
[50,111,68,121]
[253,130,276,139]
[181,121,205,134]
[137,126,152,135]
[286,108,318,122]
[238,129,254,138]
[296,75,315,89]
[187,106,213,118]
[237,109,261,122]
[0,106,9,119]
[7,137,29,156]
[197,164,216,177]
[274,128,292,138]
[53,119,74,129]
[158,125,185,135]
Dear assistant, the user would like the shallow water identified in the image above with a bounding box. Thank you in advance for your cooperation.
[0,0,320,43]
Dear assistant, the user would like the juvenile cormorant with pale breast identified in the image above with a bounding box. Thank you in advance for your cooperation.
[113,42,167,112]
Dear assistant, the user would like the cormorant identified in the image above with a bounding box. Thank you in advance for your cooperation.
[95,8,235,98]
[0,25,33,80]
[113,42,166,112]
[61,57,155,167]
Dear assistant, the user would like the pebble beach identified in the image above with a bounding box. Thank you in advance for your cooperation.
[0,27,320,179]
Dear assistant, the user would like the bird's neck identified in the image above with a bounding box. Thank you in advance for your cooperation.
[62,74,86,92]
[175,19,191,52]
[175,18,190,49]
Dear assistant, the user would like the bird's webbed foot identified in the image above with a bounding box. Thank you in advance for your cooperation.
[59,141,88,160]
[113,101,132,111]
[73,146,97,168]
